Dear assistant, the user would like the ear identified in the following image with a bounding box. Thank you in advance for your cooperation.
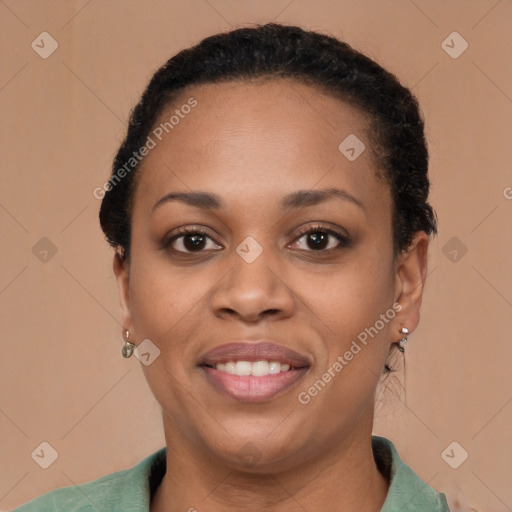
[113,250,132,333]
[392,231,430,340]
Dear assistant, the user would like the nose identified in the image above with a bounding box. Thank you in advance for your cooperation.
[210,245,295,323]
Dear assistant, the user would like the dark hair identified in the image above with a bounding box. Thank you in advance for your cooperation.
[99,22,437,261]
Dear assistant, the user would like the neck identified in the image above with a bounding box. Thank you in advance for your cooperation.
[151,417,389,512]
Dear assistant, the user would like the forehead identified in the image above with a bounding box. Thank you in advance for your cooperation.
[133,78,388,217]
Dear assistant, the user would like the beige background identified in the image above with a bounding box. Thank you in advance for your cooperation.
[1,1,511,511]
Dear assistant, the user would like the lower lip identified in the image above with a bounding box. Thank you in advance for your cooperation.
[200,366,309,403]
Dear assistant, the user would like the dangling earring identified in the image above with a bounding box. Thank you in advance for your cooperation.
[397,327,409,353]
[122,330,136,358]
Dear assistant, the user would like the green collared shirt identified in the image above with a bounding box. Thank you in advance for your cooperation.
[12,436,450,511]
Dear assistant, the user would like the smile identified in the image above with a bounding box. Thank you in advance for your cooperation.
[198,341,311,402]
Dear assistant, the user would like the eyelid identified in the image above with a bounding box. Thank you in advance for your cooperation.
[292,222,350,240]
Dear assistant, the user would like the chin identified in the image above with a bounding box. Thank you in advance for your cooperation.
[199,427,307,474]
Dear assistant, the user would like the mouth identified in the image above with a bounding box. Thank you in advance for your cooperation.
[198,341,310,403]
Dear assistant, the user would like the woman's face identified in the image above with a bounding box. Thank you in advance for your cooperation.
[114,79,428,471]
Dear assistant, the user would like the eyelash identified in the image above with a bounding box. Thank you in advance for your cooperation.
[162,224,351,256]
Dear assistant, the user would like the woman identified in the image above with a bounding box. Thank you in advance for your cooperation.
[13,23,450,512]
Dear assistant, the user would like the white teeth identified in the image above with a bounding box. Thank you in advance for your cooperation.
[252,360,269,376]
[213,360,293,376]
[235,361,252,376]
[269,361,281,374]
[224,362,236,374]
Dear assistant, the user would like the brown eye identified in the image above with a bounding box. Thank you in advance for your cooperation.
[165,227,222,254]
[291,225,351,252]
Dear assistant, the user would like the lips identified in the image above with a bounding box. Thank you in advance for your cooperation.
[198,341,311,403]
[199,341,311,368]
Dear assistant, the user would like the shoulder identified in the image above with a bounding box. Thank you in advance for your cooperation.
[11,447,167,512]
[372,436,451,512]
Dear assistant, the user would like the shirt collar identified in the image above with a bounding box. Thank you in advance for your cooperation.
[373,436,450,511]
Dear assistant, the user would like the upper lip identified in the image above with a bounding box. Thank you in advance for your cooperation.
[199,341,311,368]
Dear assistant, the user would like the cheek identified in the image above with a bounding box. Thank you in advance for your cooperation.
[127,245,223,381]
[128,247,204,339]
[296,266,395,438]
[298,247,395,415]
[303,251,395,342]
[128,256,208,425]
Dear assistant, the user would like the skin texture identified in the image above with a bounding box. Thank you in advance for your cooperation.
[113,79,429,512]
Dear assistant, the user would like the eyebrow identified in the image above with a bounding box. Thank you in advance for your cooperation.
[152,187,365,212]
